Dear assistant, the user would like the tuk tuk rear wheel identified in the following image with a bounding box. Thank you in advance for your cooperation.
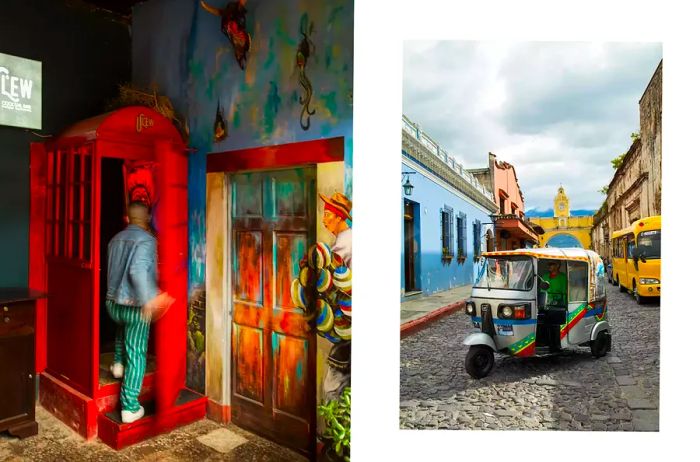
[591,331,610,358]
[465,346,494,379]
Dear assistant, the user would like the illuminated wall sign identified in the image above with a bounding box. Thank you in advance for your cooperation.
[0,52,42,129]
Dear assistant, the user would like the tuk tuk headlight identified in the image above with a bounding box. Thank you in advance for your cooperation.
[640,278,660,285]
[465,301,476,316]
[498,303,531,320]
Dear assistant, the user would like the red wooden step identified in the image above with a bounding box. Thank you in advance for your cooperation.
[97,388,207,450]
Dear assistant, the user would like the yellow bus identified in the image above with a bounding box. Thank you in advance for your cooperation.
[611,215,661,304]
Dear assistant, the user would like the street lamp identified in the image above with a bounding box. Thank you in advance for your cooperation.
[402,171,415,196]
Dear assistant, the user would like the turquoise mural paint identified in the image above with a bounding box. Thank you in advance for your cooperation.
[263,81,281,136]
[292,237,304,279]
[296,358,304,381]
[233,108,241,129]
[271,332,280,354]
[319,91,338,117]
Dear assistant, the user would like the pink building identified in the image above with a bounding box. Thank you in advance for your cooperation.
[469,153,542,250]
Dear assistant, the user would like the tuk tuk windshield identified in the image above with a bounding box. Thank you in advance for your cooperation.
[475,256,534,291]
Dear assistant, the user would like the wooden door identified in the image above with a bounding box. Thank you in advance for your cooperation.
[45,144,96,396]
[229,167,316,455]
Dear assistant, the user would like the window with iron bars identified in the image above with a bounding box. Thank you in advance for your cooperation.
[441,206,454,258]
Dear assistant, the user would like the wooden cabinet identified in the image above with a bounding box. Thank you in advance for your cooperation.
[0,289,44,438]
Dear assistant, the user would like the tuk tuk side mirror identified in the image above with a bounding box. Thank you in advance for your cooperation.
[540,280,550,291]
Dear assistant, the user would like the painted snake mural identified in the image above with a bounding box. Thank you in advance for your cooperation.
[297,15,315,131]
[200,0,251,70]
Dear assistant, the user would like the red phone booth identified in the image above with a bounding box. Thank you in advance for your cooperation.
[29,106,207,449]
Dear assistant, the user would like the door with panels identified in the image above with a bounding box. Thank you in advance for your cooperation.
[229,167,316,455]
[45,144,96,397]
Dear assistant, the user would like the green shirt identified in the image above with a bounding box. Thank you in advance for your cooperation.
[542,272,567,305]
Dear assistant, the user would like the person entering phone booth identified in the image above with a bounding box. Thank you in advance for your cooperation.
[29,106,207,449]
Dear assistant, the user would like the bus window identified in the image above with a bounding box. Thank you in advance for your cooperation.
[637,230,661,259]
[626,235,635,260]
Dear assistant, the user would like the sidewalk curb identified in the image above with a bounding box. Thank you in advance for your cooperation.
[400,300,465,339]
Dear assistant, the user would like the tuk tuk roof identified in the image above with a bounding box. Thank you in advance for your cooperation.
[481,247,594,262]
[481,248,607,301]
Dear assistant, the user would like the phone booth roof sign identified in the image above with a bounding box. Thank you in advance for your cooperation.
[55,106,184,147]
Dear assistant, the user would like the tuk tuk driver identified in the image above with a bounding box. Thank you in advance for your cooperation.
[541,260,567,306]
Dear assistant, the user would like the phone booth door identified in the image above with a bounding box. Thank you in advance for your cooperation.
[45,144,97,398]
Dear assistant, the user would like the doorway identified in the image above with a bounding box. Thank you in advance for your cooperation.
[228,167,317,454]
[98,157,155,388]
[404,199,419,293]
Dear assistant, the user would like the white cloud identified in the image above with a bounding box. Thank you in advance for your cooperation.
[403,41,662,211]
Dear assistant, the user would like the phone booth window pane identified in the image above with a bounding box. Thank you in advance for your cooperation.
[568,261,588,302]
[72,222,80,259]
[84,155,92,184]
[83,223,91,262]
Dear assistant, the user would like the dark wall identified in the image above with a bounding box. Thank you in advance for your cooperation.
[0,0,131,287]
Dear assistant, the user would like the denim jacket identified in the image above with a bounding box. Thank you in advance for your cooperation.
[106,224,158,307]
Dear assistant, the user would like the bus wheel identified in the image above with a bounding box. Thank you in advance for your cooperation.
[633,283,646,305]
[618,277,626,293]
[613,275,619,286]
[465,346,494,379]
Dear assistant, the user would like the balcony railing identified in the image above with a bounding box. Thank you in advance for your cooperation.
[402,115,496,211]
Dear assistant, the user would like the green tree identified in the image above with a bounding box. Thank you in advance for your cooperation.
[631,132,640,142]
[598,186,609,195]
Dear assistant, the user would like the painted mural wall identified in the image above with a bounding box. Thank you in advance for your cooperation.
[131,0,353,395]
[401,162,494,299]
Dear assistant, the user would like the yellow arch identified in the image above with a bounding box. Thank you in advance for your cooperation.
[529,216,593,249]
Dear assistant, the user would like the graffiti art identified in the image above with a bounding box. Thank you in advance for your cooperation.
[214,100,228,142]
[296,14,316,130]
[200,0,251,70]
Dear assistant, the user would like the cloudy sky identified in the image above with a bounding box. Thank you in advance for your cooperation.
[403,41,662,212]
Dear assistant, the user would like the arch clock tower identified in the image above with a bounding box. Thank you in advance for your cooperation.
[554,186,570,218]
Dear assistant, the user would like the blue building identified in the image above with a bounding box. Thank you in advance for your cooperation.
[401,116,498,300]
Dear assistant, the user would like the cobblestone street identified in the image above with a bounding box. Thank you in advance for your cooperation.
[399,282,659,431]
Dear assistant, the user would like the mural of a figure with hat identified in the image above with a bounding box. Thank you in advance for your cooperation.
[318,192,352,404]
[320,192,352,269]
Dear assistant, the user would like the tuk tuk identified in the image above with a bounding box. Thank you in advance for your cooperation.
[463,248,611,379]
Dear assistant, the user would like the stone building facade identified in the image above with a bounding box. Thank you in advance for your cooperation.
[592,60,662,260]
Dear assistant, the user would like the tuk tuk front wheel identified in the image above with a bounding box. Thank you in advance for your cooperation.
[591,331,611,358]
[465,345,495,379]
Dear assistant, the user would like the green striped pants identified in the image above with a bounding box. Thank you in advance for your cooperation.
[106,300,150,412]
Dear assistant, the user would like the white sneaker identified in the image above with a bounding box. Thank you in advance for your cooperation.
[121,406,145,424]
[110,363,124,379]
